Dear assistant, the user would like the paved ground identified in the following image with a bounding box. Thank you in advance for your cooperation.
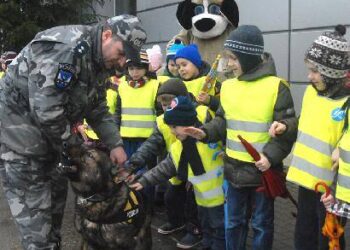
[1,180,350,250]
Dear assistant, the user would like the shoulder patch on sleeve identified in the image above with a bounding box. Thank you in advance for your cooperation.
[73,40,89,58]
[55,63,76,89]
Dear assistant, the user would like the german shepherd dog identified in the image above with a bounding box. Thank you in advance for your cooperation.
[58,144,152,250]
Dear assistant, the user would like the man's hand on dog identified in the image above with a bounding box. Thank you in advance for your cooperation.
[110,146,127,165]
[129,182,144,191]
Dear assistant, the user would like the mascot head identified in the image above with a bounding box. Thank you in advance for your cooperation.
[176,0,239,39]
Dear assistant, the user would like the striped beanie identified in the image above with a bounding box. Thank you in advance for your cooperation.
[126,48,149,67]
[305,25,350,93]
[224,25,264,73]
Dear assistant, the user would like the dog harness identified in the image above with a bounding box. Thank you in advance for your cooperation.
[77,187,142,224]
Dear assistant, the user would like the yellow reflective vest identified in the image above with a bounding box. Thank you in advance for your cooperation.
[287,86,348,190]
[157,75,170,85]
[85,88,118,140]
[221,76,284,162]
[157,105,212,185]
[336,109,350,203]
[118,79,159,138]
[170,139,224,207]
[0,71,4,79]
[184,76,216,97]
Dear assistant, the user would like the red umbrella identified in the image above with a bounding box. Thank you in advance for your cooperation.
[315,181,344,250]
[237,135,297,207]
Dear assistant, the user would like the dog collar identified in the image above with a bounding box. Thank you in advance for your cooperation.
[77,184,120,205]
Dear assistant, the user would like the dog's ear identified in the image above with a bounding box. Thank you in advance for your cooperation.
[176,0,197,30]
[220,0,239,28]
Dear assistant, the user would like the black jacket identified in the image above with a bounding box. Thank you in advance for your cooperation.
[202,53,298,188]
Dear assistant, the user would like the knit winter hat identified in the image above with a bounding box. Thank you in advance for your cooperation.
[166,40,186,62]
[224,25,264,73]
[164,96,197,126]
[146,45,163,71]
[305,25,350,92]
[126,48,149,68]
[174,44,202,69]
[157,78,189,97]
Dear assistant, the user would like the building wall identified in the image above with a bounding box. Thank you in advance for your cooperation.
[93,0,115,19]
[98,0,350,113]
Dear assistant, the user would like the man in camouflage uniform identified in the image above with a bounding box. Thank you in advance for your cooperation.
[0,14,147,250]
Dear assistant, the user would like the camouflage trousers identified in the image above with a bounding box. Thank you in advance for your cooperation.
[0,145,68,250]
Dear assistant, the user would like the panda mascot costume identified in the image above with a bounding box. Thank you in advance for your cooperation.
[172,0,239,65]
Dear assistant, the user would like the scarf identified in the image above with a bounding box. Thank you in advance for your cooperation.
[177,121,206,181]
[128,77,147,88]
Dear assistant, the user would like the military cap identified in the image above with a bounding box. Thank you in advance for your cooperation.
[106,14,147,63]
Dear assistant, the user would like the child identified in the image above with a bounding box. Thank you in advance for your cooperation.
[184,25,297,250]
[157,40,185,85]
[116,48,160,172]
[162,40,185,78]
[130,96,225,250]
[174,44,221,112]
[116,49,159,138]
[126,78,213,248]
[271,25,349,249]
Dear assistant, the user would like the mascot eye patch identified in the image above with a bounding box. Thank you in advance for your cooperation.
[194,5,205,15]
[208,4,221,15]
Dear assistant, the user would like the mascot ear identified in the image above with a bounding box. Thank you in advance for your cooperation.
[176,0,197,30]
[220,0,239,28]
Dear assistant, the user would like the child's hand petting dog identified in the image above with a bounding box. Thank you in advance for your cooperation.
[129,182,144,191]
[114,167,135,184]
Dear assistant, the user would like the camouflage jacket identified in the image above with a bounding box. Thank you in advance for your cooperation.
[0,24,123,160]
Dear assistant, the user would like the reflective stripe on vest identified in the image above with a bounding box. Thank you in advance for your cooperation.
[184,76,216,97]
[170,139,224,207]
[226,139,265,153]
[336,122,350,202]
[189,167,223,185]
[157,105,212,186]
[227,119,270,133]
[290,155,334,182]
[338,172,350,189]
[221,76,283,162]
[287,86,347,190]
[119,79,159,138]
[193,186,224,201]
[122,107,155,115]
